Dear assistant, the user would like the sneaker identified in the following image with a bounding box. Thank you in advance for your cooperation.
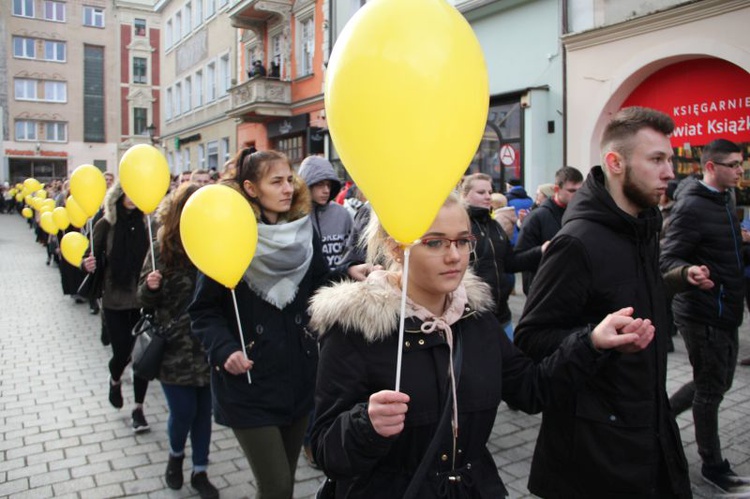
[132,408,150,434]
[702,459,750,493]
[108,378,123,409]
[191,471,219,499]
[165,454,184,490]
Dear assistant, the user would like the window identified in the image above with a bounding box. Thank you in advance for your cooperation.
[16,121,37,141]
[221,137,230,162]
[167,151,174,172]
[175,82,182,116]
[207,141,219,170]
[297,16,314,77]
[198,144,205,167]
[207,62,216,102]
[219,54,230,96]
[184,3,192,38]
[184,76,192,112]
[195,70,203,107]
[15,79,37,100]
[183,148,191,171]
[166,20,173,49]
[13,0,34,17]
[84,45,105,142]
[175,12,182,41]
[206,0,216,18]
[194,0,202,28]
[276,135,304,164]
[45,122,67,142]
[13,37,35,59]
[133,108,148,135]
[44,81,67,102]
[271,33,283,78]
[44,1,65,21]
[166,88,173,120]
[133,57,147,84]
[219,0,228,7]
[134,18,146,36]
[83,6,105,27]
[44,40,66,62]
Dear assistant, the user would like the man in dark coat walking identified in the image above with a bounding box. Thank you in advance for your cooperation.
[514,107,706,498]
[515,166,583,294]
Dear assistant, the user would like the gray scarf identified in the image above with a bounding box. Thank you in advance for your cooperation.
[243,215,314,309]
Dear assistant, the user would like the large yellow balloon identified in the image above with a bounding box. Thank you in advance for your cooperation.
[52,207,70,231]
[22,207,33,219]
[40,211,59,235]
[23,178,42,194]
[60,232,89,267]
[36,189,48,199]
[325,0,488,243]
[15,193,23,202]
[70,164,107,217]
[180,185,258,289]
[66,196,89,228]
[119,144,171,214]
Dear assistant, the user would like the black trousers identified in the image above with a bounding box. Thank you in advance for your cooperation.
[104,308,149,404]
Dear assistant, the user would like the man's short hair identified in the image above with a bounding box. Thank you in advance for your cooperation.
[192,169,209,176]
[700,139,741,167]
[554,166,583,187]
[600,107,674,161]
[507,178,522,187]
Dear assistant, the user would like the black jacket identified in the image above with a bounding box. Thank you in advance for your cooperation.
[660,177,744,330]
[514,166,691,499]
[309,272,605,499]
[515,198,565,295]
[467,206,541,324]
[189,233,329,429]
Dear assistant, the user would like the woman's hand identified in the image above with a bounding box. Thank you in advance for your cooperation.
[146,270,162,290]
[82,255,96,273]
[590,307,654,353]
[347,263,383,281]
[224,351,254,375]
[368,390,410,438]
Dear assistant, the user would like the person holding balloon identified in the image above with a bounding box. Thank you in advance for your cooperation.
[137,183,219,499]
[308,193,655,498]
[82,181,152,433]
[189,149,331,499]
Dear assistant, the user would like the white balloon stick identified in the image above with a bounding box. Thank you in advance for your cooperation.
[395,246,412,392]
[87,218,94,255]
[146,214,156,272]
[231,288,252,384]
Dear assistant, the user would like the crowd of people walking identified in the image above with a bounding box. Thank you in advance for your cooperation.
[7,105,750,498]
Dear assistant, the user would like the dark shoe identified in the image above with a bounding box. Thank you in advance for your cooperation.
[740,357,750,366]
[702,459,750,493]
[100,325,110,346]
[165,454,184,490]
[132,408,150,434]
[90,306,100,315]
[108,378,123,409]
[191,471,219,499]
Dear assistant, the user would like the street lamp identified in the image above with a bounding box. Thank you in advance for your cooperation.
[146,123,158,145]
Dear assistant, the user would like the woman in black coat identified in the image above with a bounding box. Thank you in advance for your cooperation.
[309,193,654,498]
[189,149,330,499]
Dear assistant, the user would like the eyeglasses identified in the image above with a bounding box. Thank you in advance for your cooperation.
[713,160,744,169]
[416,236,477,255]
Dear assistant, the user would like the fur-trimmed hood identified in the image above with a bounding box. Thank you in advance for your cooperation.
[219,174,311,223]
[309,270,494,342]
[102,181,125,225]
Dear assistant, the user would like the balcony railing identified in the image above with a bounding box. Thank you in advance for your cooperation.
[226,77,292,120]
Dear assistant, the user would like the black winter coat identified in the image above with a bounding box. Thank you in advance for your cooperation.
[467,206,541,324]
[514,166,691,499]
[515,198,565,295]
[189,232,329,429]
[660,177,744,330]
[309,272,606,499]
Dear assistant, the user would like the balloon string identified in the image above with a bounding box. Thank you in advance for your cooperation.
[87,218,94,255]
[146,214,156,272]
[231,288,252,385]
[395,246,411,392]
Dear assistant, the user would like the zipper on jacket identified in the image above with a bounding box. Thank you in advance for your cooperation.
[718,283,724,318]
[725,204,742,271]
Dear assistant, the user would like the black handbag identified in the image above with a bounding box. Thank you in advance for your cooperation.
[77,259,105,300]
[131,303,188,380]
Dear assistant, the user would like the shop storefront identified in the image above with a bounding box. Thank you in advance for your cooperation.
[5,149,68,184]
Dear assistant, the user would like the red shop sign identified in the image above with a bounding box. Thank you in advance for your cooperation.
[622,58,750,147]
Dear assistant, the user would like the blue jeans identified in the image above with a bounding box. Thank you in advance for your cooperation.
[161,383,212,468]
[669,322,738,466]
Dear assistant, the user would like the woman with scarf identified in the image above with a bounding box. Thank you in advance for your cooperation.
[189,149,329,499]
[82,181,151,432]
[308,193,655,498]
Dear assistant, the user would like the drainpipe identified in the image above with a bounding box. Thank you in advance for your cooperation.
[561,0,568,166]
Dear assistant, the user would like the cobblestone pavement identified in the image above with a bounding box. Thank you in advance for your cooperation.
[1,214,749,498]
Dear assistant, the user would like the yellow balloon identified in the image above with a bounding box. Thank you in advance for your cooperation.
[15,193,23,202]
[24,194,33,206]
[23,178,42,194]
[52,206,70,231]
[180,185,258,289]
[119,144,171,214]
[66,196,89,228]
[70,164,107,217]
[36,189,48,199]
[325,0,488,243]
[40,211,59,235]
[42,198,56,210]
[22,207,33,219]
[9,189,17,197]
[60,232,89,267]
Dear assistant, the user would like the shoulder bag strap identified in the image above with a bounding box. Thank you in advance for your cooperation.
[402,329,463,499]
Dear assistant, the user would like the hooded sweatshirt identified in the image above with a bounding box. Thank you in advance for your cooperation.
[299,156,353,270]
